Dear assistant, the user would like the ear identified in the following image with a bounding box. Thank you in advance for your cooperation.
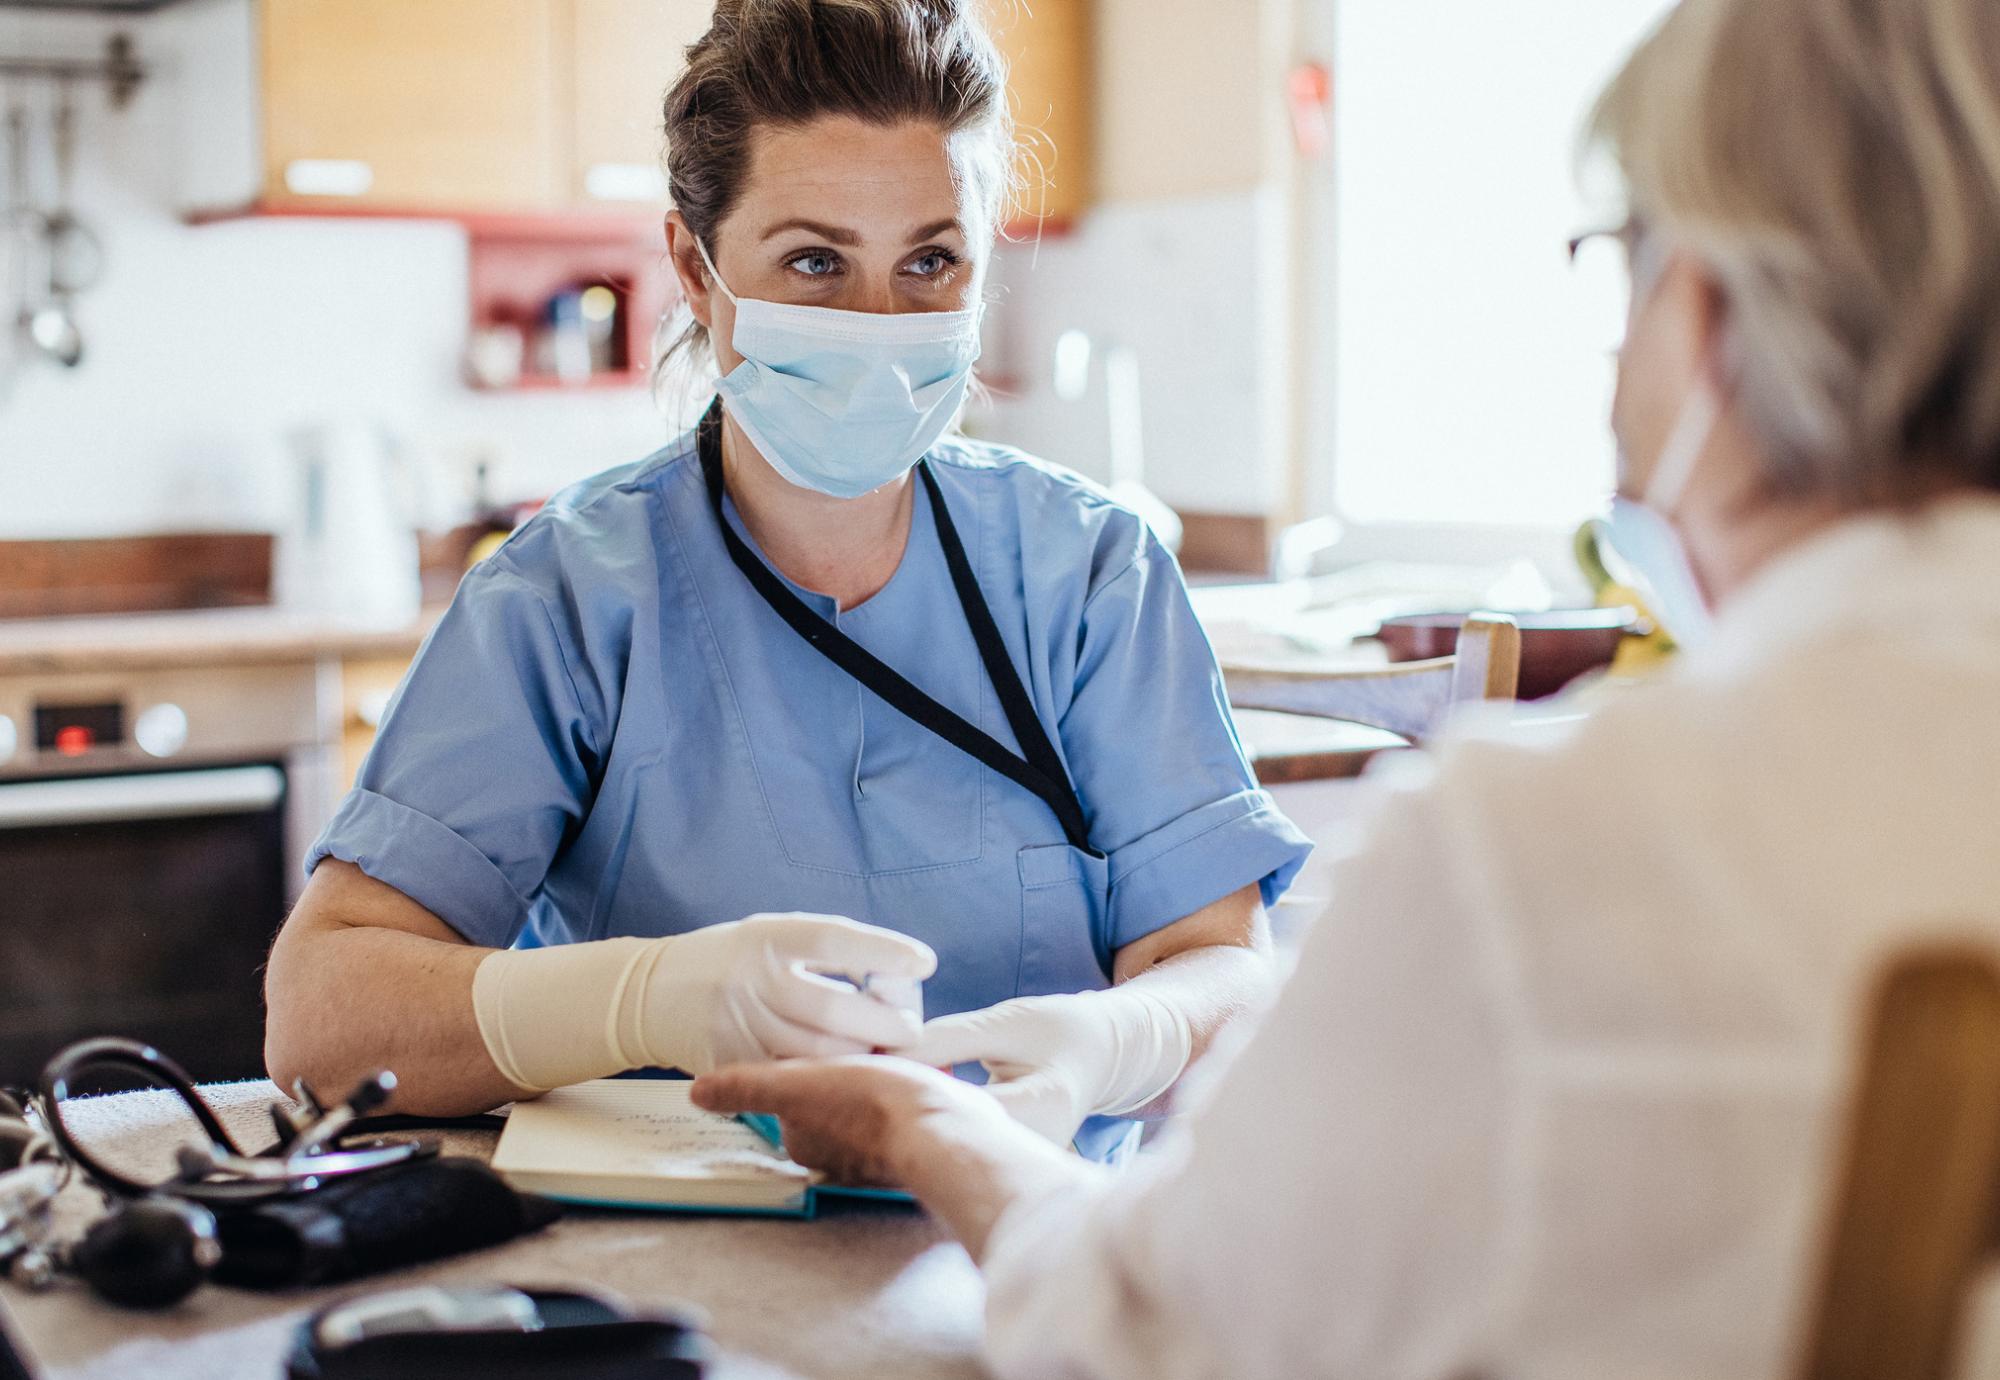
[1672,253,1735,393]
[664,210,714,331]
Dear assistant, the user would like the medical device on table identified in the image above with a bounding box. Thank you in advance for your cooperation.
[0,1037,557,1308]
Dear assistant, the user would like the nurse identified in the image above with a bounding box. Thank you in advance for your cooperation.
[262,0,1310,1161]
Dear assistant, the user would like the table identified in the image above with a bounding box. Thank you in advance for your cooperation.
[1,1083,989,1380]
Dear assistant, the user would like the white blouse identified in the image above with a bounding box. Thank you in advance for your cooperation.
[980,497,2000,1380]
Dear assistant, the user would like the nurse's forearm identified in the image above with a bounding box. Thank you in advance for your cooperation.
[265,860,526,1118]
[1109,884,1277,1119]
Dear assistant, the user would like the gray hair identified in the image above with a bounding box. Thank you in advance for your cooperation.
[1591,0,2000,502]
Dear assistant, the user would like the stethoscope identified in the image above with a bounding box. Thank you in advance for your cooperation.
[38,1037,427,1206]
[0,1037,433,1308]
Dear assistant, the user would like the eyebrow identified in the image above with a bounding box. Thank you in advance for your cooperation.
[757,217,966,246]
[760,218,861,245]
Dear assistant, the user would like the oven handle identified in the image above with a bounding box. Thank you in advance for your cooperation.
[0,766,286,830]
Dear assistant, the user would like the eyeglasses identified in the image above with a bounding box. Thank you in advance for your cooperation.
[1565,217,1647,355]
[1567,219,1642,267]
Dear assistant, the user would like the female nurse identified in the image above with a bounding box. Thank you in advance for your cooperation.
[262,0,1310,1162]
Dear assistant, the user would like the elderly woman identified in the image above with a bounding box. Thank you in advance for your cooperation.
[693,0,2000,1373]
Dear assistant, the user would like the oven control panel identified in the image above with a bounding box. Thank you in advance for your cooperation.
[33,702,126,757]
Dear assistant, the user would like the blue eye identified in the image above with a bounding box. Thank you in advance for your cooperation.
[906,250,960,278]
[788,252,841,278]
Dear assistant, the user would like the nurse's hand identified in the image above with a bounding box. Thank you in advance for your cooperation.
[649,913,937,1075]
[910,989,1192,1146]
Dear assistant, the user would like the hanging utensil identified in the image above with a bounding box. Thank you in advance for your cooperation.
[3,97,40,353]
[23,84,101,369]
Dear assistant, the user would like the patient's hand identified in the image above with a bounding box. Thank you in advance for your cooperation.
[691,1056,1011,1186]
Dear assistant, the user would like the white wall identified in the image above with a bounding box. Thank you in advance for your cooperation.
[968,0,1298,518]
[0,6,674,540]
[971,188,1291,516]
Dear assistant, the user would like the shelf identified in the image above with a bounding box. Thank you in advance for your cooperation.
[188,197,1070,245]
[474,370,650,393]
[185,200,662,244]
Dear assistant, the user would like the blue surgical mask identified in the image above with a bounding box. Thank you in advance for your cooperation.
[1605,383,1720,650]
[697,238,983,500]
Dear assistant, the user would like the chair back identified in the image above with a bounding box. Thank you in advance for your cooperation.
[1222,613,1522,743]
[1795,946,2000,1380]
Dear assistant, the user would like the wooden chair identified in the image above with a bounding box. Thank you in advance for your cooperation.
[1221,613,1521,782]
[1794,946,2000,1380]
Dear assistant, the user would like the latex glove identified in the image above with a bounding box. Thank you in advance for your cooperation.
[910,988,1192,1145]
[474,913,936,1092]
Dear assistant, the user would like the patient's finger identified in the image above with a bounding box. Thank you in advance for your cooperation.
[691,1062,818,1115]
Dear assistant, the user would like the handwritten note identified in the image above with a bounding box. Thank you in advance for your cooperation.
[493,1080,813,1191]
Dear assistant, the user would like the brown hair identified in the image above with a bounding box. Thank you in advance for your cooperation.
[1590,0,2000,502]
[658,0,1014,379]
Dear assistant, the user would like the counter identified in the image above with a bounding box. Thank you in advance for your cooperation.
[0,607,440,677]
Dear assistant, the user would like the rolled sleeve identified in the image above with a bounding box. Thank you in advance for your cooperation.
[307,789,530,948]
[1060,529,1313,949]
[305,556,599,949]
[1105,788,1312,950]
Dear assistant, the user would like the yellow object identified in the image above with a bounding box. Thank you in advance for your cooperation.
[467,530,511,569]
[1575,520,1678,676]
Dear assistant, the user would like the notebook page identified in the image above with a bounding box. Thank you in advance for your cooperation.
[492,1079,813,1187]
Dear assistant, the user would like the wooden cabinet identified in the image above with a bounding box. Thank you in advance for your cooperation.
[235,0,705,215]
[339,654,412,789]
[260,0,564,211]
[987,0,1094,226]
[185,0,1092,224]
[566,0,713,205]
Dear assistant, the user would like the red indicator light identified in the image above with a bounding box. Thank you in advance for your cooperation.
[54,725,94,756]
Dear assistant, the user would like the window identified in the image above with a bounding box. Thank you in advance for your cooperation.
[1308,0,1678,535]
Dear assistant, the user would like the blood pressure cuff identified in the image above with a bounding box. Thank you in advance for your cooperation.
[211,1157,562,1289]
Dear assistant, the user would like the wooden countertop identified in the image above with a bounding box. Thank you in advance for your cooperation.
[0,606,441,676]
[2,1083,986,1380]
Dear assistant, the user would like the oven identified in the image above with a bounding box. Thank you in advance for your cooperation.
[0,662,337,1086]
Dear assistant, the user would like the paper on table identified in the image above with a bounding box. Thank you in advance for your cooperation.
[491,1079,814,1211]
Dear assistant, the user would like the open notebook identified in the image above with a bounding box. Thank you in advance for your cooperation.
[488,1078,911,1217]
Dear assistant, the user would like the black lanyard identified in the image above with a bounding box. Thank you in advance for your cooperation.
[698,403,1099,856]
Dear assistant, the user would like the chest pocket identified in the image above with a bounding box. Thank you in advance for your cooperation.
[1017,843,1113,995]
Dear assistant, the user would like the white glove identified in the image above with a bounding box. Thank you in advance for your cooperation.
[910,988,1193,1145]
[474,913,936,1092]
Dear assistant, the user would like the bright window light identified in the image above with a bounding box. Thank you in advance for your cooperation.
[1330,0,1677,528]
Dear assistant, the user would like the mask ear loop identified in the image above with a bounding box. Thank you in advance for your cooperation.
[1643,382,1721,516]
[693,236,738,306]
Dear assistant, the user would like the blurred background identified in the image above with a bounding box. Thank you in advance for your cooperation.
[0,0,1671,1085]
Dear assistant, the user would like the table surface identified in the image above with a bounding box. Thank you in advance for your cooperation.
[1,1083,989,1380]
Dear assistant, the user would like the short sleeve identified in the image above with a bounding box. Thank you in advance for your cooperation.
[306,560,600,948]
[1061,535,1312,950]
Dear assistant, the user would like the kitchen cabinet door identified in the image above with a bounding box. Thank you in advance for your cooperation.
[260,0,565,210]
[988,0,1093,226]
[565,0,712,206]
[340,654,412,790]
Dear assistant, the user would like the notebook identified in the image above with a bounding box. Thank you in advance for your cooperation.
[487,1078,911,1217]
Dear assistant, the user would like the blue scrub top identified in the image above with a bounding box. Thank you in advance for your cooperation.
[309,424,1312,1159]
